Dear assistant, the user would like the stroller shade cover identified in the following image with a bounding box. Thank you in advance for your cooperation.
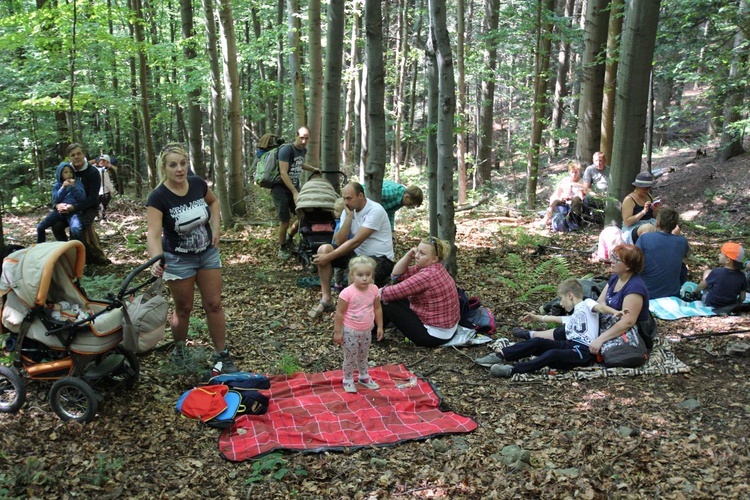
[295,177,339,213]
[1,241,124,354]
[0,241,85,307]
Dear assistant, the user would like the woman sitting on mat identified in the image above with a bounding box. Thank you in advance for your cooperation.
[589,244,656,354]
[379,237,460,347]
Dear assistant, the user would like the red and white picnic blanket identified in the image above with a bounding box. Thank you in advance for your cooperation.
[218,364,477,461]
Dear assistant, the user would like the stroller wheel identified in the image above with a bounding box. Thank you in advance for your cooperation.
[104,347,140,390]
[49,377,99,423]
[0,365,26,413]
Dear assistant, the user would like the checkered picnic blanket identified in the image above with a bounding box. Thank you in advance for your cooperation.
[218,364,477,461]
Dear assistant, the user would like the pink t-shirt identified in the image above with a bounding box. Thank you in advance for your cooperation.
[339,284,378,330]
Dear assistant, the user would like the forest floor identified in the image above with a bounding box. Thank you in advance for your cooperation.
[1,145,749,498]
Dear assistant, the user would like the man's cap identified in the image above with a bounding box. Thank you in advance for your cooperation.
[632,172,654,188]
[721,242,745,262]
[101,154,111,162]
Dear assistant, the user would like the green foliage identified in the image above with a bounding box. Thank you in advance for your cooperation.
[79,274,121,300]
[0,457,51,496]
[88,454,124,487]
[275,353,300,376]
[245,453,308,484]
[189,317,207,340]
[495,253,570,303]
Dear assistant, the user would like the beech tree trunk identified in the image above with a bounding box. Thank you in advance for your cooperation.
[608,0,663,224]
[342,7,361,169]
[180,0,206,178]
[600,0,624,162]
[202,0,231,222]
[132,0,157,189]
[217,0,242,219]
[364,0,385,203]
[476,0,499,188]
[429,0,457,275]
[321,0,345,187]
[307,0,322,170]
[549,0,574,155]
[575,0,610,164]
[287,0,306,128]
[456,0,467,204]
[425,14,438,236]
[718,0,748,162]
[526,0,555,210]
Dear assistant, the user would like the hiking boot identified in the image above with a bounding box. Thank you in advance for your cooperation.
[210,349,239,374]
[278,248,292,260]
[511,327,531,340]
[490,364,513,378]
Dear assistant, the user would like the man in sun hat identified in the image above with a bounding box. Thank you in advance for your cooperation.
[694,242,747,307]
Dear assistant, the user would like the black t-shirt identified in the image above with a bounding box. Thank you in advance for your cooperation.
[276,143,306,189]
[147,176,213,254]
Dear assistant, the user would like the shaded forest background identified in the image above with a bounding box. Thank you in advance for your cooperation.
[0,0,747,240]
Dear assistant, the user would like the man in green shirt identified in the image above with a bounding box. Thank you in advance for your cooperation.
[367,180,423,230]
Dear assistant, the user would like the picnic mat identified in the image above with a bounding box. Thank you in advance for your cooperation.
[218,364,477,461]
[484,337,690,382]
[650,296,750,320]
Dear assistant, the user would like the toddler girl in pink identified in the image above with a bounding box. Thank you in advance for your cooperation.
[333,256,384,393]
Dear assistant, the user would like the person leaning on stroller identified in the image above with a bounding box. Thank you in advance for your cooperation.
[308,182,394,318]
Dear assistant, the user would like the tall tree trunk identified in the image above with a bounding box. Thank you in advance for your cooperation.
[342,5,361,169]
[287,0,306,128]
[391,0,410,181]
[307,0,322,170]
[128,1,142,199]
[526,0,554,209]
[600,0,624,162]
[180,0,206,178]
[321,0,345,189]
[608,0,663,224]
[429,0,457,275]
[426,15,438,237]
[575,0,610,164]
[718,0,748,162]
[133,0,157,189]
[358,63,368,180]
[276,0,285,133]
[217,0,243,218]
[364,0,385,203]
[456,0,467,204]
[549,0,574,155]
[476,0,499,187]
[203,0,231,221]
[404,0,425,170]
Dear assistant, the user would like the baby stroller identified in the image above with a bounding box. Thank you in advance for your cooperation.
[295,173,346,270]
[0,241,164,422]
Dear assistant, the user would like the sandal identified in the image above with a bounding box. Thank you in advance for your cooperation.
[307,300,335,318]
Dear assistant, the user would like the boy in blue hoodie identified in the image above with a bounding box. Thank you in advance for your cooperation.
[36,163,86,243]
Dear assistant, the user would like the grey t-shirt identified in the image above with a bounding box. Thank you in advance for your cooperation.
[582,164,610,193]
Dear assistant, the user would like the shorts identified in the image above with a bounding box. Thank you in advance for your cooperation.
[271,184,296,223]
[163,246,222,281]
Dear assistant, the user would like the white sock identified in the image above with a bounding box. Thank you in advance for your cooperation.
[529,331,536,338]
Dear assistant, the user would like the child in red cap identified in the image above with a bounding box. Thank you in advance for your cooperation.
[695,242,747,307]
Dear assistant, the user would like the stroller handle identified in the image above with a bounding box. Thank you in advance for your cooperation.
[318,170,348,186]
[117,254,165,299]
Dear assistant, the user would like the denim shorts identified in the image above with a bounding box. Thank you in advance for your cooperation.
[163,246,222,281]
[271,184,296,222]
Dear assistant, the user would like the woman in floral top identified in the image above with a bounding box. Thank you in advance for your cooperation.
[380,237,460,346]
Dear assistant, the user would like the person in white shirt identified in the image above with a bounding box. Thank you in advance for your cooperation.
[309,182,394,318]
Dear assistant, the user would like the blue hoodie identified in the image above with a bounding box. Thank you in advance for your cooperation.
[52,162,86,206]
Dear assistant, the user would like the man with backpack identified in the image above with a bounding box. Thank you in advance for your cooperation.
[273,126,321,260]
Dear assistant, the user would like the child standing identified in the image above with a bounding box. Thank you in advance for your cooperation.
[695,242,747,308]
[333,256,384,393]
[36,163,86,243]
[490,278,625,377]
